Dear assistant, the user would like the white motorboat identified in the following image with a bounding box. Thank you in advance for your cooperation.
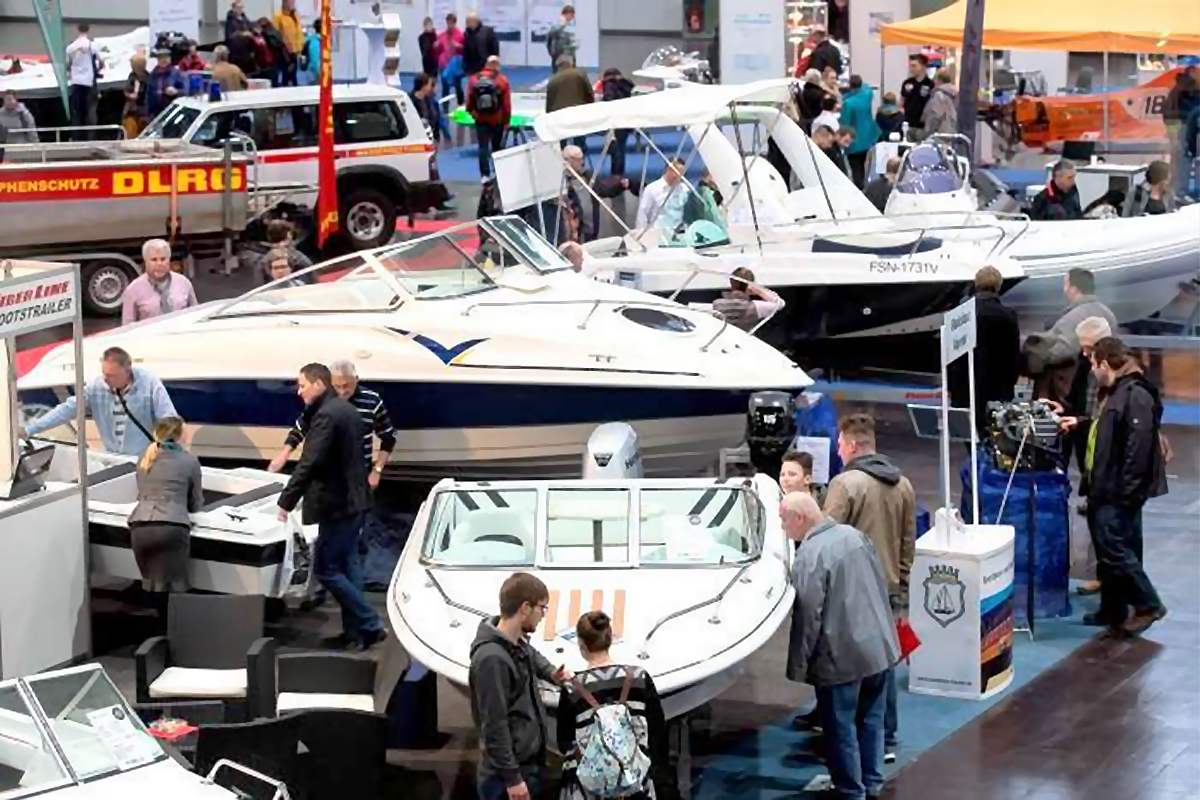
[534,79,1200,343]
[37,444,314,599]
[1,28,149,101]
[18,217,809,480]
[0,663,265,799]
[388,472,792,719]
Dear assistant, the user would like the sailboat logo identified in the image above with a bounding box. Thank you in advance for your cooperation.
[922,564,966,628]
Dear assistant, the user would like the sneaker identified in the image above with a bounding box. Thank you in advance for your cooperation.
[321,632,357,650]
[356,628,388,651]
[792,708,822,733]
[1122,606,1167,636]
[1075,580,1101,596]
[883,750,897,764]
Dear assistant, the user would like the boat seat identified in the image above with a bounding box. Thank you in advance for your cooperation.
[811,236,943,256]
[200,482,285,512]
[449,509,534,554]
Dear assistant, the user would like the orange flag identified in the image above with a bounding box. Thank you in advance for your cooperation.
[316,0,338,248]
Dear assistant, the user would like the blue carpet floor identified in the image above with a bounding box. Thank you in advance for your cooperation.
[692,602,1098,798]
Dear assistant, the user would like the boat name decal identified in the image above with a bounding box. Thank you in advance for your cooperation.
[869,260,940,275]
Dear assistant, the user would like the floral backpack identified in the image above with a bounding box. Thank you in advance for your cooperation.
[570,669,651,798]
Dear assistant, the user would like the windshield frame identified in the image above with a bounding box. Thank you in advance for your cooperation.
[0,678,74,799]
[8,664,168,790]
[416,480,765,570]
[139,102,201,141]
[205,216,571,322]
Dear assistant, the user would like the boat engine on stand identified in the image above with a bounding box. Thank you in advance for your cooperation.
[747,391,797,479]
[985,399,1063,472]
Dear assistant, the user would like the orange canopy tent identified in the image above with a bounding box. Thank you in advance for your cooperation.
[879,0,1200,54]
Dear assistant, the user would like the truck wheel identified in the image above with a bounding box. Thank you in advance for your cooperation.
[342,189,398,250]
[81,260,135,317]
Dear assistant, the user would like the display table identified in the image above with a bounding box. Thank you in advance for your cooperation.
[907,512,1016,700]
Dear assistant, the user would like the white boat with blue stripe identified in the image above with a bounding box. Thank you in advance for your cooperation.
[18,217,809,479]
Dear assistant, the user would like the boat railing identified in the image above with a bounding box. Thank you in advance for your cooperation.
[424,567,489,620]
[637,562,753,660]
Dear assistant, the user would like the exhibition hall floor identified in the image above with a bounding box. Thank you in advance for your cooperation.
[85,408,1199,799]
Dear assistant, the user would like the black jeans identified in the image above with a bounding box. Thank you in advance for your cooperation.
[69,84,95,138]
[1089,501,1162,623]
[848,151,868,188]
[476,122,505,178]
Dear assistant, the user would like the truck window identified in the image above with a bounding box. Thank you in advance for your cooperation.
[191,105,318,151]
[335,101,408,144]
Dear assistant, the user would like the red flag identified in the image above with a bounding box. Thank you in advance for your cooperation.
[316,0,338,248]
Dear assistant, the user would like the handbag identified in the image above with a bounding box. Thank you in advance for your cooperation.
[896,617,921,660]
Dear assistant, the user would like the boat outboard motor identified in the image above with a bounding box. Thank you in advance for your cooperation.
[583,423,644,479]
[747,391,796,478]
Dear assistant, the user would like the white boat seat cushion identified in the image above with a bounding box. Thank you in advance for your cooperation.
[276,692,376,714]
[450,509,533,552]
[148,667,247,699]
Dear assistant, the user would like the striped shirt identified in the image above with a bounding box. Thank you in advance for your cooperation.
[555,664,671,800]
[26,367,177,456]
[285,385,396,470]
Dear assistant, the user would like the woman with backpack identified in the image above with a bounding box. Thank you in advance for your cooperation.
[556,611,672,800]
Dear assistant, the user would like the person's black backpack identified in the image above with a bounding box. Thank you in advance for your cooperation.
[471,73,500,114]
[602,76,633,102]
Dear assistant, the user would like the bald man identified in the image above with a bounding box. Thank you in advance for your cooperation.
[782,491,900,800]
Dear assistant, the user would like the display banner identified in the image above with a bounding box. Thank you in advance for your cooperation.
[908,520,1015,700]
[719,0,786,84]
[0,270,78,339]
[317,0,339,248]
[31,0,68,115]
[149,0,200,43]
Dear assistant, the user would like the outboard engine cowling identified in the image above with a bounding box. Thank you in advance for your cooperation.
[583,423,644,478]
[747,391,796,477]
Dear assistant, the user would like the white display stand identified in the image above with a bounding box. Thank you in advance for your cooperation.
[907,510,1016,700]
[0,260,90,679]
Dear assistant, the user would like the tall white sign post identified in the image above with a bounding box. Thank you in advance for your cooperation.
[940,296,979,522]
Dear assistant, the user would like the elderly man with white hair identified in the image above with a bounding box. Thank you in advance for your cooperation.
[269,358,397,489]
[781,491,899,800]
[557,143,629,243]
[120,238,198,325]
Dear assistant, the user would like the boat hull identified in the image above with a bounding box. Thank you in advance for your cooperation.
[22,379,769,479]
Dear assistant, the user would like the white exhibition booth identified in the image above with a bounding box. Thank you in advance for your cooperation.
[906,297,1016,701]
[0,261,90,679]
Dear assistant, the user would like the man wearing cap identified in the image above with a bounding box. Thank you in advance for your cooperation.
[146,47,185,118]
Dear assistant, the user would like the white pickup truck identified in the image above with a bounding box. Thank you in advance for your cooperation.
[141,83,449,250]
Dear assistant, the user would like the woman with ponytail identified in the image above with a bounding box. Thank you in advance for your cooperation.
[556,610,674,799]
[128,417,203,609]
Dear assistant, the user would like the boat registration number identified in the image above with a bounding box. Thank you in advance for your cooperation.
[869,260,940,274]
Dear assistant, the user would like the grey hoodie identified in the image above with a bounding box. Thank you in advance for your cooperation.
[469,617,557,787]
[918,83,958,139]
[0,102,38,144]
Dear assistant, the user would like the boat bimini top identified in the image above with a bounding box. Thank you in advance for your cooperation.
[389,474,794,718]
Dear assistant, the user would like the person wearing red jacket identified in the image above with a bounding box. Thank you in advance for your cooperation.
[466,55,512,178]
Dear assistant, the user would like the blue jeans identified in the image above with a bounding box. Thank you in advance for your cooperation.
[816,671,888,799]
[884,667,898,748]
[476,122,505,177]
[1091,502,1162,623]
[314,512,382,642]
[478,766,541,800]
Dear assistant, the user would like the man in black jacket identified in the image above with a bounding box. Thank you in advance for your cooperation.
[948,266,1021,436]
[277,363,385,650]
[1073,337,1168,636]
[470,573,569,800]
[809,28,842,76]
[1029,160,1083,221]
[462,10,500,77]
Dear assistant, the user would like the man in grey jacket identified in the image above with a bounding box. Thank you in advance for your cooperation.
[0,90,38,144]
[782,492,900,800]
[1024,268,1118,403]
[469,572,570,800]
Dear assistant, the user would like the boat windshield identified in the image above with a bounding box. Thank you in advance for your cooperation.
[894,143,965,195]
[0,682,70,796]
[420,484,763,568]
[208,217,571,320]
[21,666,165,783]
[140,103,201,140]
